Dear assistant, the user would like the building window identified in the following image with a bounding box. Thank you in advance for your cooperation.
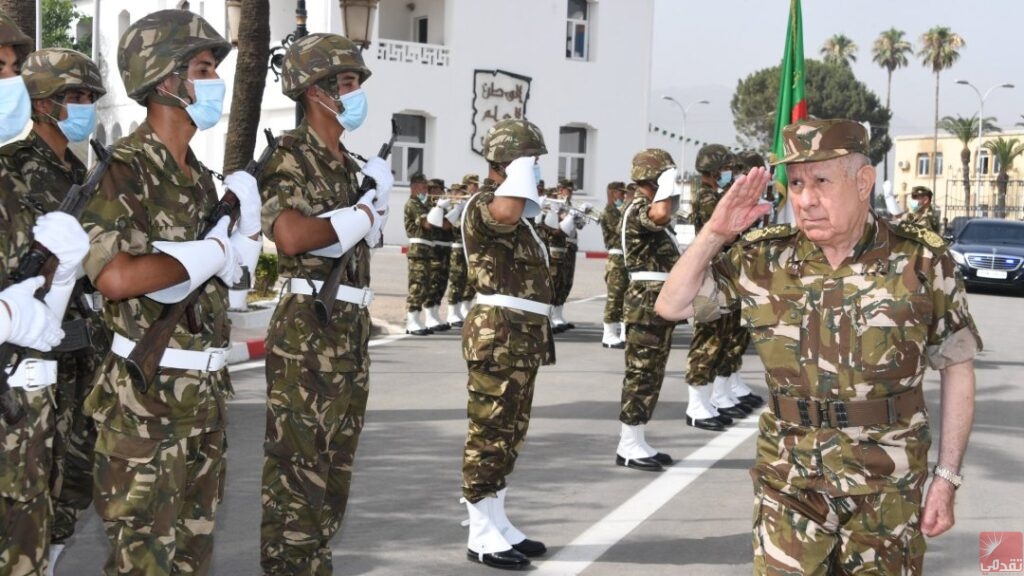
[979,149,991,175]
[392,114,426,185]
[566,0,589,61]
[558,126,587,189]
[935,152,943,176]
[414,16,428,44]
[916,153,930,176]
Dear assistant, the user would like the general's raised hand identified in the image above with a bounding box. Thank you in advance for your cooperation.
[706,167,772,239]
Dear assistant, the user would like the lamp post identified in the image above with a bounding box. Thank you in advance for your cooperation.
[338,0,379,50]
[661,96,709,176]
[956,80,1014,215]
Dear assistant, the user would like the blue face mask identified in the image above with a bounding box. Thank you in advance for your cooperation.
[717,170,733,188]
[614,199,624,209]
[417,193,428,203]
[184,78,225,131]
[0,76,31,141]
[908,199,920,212]
[336,88,368,132]
[56,102,97,143]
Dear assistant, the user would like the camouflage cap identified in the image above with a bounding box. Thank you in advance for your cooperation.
[427,178,445,189]
[630,148,675,182]
[281,33,371,101]
[607,181,627,192]
[450,183,465,192]
[735,149,765,173]
[462,173,479,186]
[483,118,547,163]
[773,119,869,165]
[409,172,426,184]
[22,48,105,100]
[557,178,574,190]
[626,182,638,193]
[118,9,231,105]
[0,10,32,62]
[695,144,734,173]
[911,185,933,198]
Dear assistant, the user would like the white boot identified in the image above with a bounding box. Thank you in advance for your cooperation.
[47,544,65,576]
[602,323,624,348]
[464,497,514,556]
[494,488,528,545]
[711,375,743,409]
[446,301,464,325]
[729,372,754,397]
[460,300,473,318]
[550,305,567,331]
[686,385,720,420]
[406,310,429,335]
[618,322,626,342]
[424,305,448,331]
[616,423,663,470]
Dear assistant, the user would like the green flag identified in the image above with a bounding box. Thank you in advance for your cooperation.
[772,0,806,217]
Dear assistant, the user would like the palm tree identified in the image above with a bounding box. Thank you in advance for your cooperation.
[872,28,912,180]
[918,26,965,194]
[982,137,1024,218]
[223,0,271,173]
[821,34,858,66]
[939,115,999,210]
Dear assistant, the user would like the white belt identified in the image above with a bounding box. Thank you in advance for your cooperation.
[567,237,578,245]
[549,247,568,254]
[608,248,624,255]
[451,243,463,249]
[475,294,551,317]
[434,241,453,248]
[110,333,228,372]
[4,359,58,390]
[630,271,670,282]
[287,278,374,308]
[408,238,435,246]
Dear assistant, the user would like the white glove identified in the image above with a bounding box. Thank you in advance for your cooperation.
[0,276,64,351]
[33,212,89,285]
[580,201,593,212]
[207,216,242,286]
[224,170,261,237]
[543,208,560,229]
[426,205,445,228]
[364,204,387,248]
[882,181,902,216]
[357,188,376,212]
[361,157,394,197]
[559,213,576,236]
[445,202,464,225]
[436,198,452,209]
[494,156,542,217]
[372,186,389,215]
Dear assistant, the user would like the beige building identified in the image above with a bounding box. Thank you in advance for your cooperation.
[893,130,1024,225]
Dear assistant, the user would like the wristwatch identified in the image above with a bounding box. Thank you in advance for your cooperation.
[933,465,963,490]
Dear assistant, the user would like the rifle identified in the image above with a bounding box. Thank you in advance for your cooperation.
[0,140,112,425]
[124,129,277,393]
[313,118,399,325]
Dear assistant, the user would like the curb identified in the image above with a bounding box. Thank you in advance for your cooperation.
[227,317,406,365]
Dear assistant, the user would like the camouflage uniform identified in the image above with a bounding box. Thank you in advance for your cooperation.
[685,181,728,387]
[600,199,627,324]
[904,204,941,235]
[537,202,567,307]
[404,190,432,313]
[689,120,983,574]
[461,184,554,502]
[447,185,476,309]
[425,181,453,310]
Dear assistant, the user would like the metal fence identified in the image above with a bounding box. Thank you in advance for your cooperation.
[940,178,1024,227]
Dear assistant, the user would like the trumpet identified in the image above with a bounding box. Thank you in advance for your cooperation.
[544,198,600,223]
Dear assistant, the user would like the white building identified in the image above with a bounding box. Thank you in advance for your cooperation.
[73,0,655,250]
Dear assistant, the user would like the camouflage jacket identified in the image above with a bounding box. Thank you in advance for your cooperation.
[424,197,454,253]
[697,213,982,496]
[461,187,554,367]
[80,121,231,439]
[621,195,679,326]
[599,202,623,252]
[259,121,370,373]
[692,182,721,234]
[904,204,941,235]
[404,195,432,259]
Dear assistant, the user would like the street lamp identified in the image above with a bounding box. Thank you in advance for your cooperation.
[338,0,380,50]
[956,80,1014,214]
[661,96,709,176]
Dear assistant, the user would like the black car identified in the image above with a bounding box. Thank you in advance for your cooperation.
[947,218,1024,292]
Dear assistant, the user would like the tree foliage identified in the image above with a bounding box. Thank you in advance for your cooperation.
[730,59,892,165]
[42,0,90,53]
[820,34,857,66]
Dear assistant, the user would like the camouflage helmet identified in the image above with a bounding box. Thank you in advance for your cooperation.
[118,9,232,105]
[483,119,547,163]
[630,148,675,182]
[22,48,105,100]
[695,144,734,173]
[0,10,32,63]
[281,33,371,101]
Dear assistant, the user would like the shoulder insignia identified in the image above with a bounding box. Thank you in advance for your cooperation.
[893,221,946,251]
[741,223,796,244]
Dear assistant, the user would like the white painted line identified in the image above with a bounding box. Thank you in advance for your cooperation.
[569,294,608,305]
[534,418,761,576]
[228,360,265,374]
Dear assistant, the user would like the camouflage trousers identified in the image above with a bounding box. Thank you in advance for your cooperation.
[406,257,431,312]
[752,481,925,575]
[719,311,750,377]
[620,322,675,425]
[554,245,578,306]
[547,256,564,307]
[446,244,475,305]
[0,387,54,576]
[92,426,226,576]
[462,358,537,503]
[261,352,369,576]
[51,346,103,545]
[426,247,451,307]
[603,254,627,323]
[686,312,734,387]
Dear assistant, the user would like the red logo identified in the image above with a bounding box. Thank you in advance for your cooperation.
[980,532,1023,573]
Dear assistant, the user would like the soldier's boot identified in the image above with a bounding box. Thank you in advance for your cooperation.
[447,301,465,328]
[47,544,65,576]
[615,423,664,471]
[459,300,473,319]
[712,375,751,417]
[464,497,530,569]
[560,305,575,330]
[406,311,431,336]
[425,305,450,332]
[550,306,568,333]
[618,322,626,342]
[729,372,764,408]
[686,385,728,432]
[494,488,546,557]
[601,323,625,349]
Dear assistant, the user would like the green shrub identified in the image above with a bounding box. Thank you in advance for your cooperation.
[253,252,279,297]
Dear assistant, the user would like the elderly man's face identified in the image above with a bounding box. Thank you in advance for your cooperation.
[787,156,873,248]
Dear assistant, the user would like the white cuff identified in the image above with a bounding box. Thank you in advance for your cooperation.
[230,233,262,285]
[328,207,372,255]
[147,239,225,304]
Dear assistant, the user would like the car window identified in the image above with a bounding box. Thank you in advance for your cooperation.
[959,222,1024,245]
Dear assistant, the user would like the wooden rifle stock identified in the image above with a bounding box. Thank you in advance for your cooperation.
[124,129,277,393]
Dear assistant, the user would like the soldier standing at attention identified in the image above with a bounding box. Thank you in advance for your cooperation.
[423,178,453,332]
[599,181,628,349]
[0,13,93,574]
[444,181,472,328]
[80,10,262,573]
[614,149,681,472]
[257,33,391,575]
[404,172,434,336]
[460,119,552,570]
[904,185,941,234]
[550,179,590,333]
[656,119,980,574]
[0,47,109,573]
[537,187,568,332]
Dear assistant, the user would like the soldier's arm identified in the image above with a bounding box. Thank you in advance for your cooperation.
[647,198,674,226]
[272,209,340,257]
[489,196,525,225]
[94,252,189,301]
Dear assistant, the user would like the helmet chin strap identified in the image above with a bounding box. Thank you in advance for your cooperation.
[151,76,195,119]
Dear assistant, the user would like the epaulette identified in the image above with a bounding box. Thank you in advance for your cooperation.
[891,220,947,253]
[739,223,796,244]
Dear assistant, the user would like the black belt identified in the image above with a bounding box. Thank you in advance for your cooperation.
[769,387,924,428]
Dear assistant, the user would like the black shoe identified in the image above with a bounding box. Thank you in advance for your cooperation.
[466,548,530,570]
[652,452,673,466]
[564,322,576,330]
[716,405,748,419]
[552,323,568,334]
[713,413,734,426]
[406,328,431,336]
[602,341,625,349]
[450,320,464,328]
[428,323,451,332]
[686,416,726,431]
[511,538,547,557]
[738,393,765,408]
[615,454,664,471]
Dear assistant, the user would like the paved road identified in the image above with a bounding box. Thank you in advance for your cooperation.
[55,254,1024,575]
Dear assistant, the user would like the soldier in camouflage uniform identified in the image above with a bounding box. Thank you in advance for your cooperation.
[599,181,628,349]
[551,178,591,332]
[904,186,941,234]
[79,10,263,574]
[444,180,475,327]
[404,172,434,335]
[257,32,392,575]
[656,119,982,575]
[0,46,110,573]
[423,178,453,331]
[460,119,553,570]
[614,149,683,473]
[0,14,94,575]
[536,188,568,332]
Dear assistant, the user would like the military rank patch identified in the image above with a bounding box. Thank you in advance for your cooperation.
[741,223,795,244]
[894,221,946,250]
